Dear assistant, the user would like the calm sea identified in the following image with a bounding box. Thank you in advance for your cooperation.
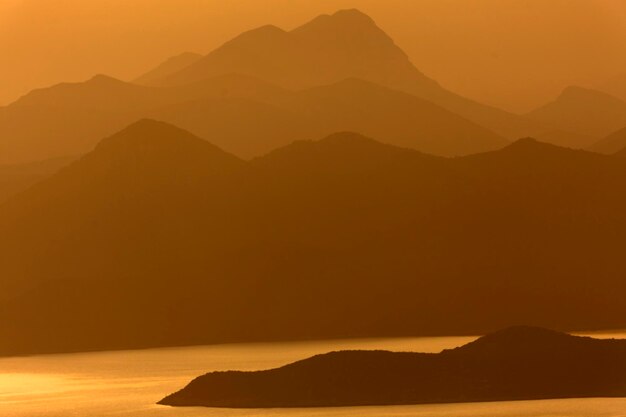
[1,331,625,417]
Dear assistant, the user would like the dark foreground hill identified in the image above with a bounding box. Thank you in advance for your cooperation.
[2,122,626,355]
[159,327,626,408]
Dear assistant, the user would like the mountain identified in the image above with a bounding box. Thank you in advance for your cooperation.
[155,10,441,92]
[0,75,171,164]
[590,126,626,155]
[2,125,626,356]
[149,9,541,139]
[0,72,505,164]
[0,73,291,164]
[134,52,203,85]
[159,327,626,408]
[0,156,76,203]
[283,78,506,156]
[150,78,506,158]
[526,86,626,139]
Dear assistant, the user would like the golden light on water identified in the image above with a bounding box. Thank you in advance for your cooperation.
[0,373,73,400]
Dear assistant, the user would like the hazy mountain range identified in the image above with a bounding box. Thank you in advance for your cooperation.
[2,9,626,356]
[2,120,626,355]
[5,9,624,166]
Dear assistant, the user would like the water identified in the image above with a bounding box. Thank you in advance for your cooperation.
[1,332,625,417]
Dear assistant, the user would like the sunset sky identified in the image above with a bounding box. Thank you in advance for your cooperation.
[1,0,626,112]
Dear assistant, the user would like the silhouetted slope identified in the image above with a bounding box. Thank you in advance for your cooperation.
[0,156,76,203]
[0,71,505,163]
[3,126,626,355]
[0,120,244,354]
[153,9,540,139]
[0,75,175,164]
[159,327,626,408]
[134,52,203,85]
[158,10,436,92]
[0,73,291,163]
[12,75,161,110]
[527,86,626,139]
[590,126,626,155]
[149,77,507,157]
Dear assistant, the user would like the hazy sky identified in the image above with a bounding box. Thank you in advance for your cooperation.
[1,0,625,112]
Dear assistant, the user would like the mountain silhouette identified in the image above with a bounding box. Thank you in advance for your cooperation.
[0,72,505,163]
[159,327,626,408]
[590,126,626,155]
[527,86,626,139]
[134,52,203,85]
[2,123,626,355]
[282,78,506,156]
[148,9,541,139]
[0,75,173,164]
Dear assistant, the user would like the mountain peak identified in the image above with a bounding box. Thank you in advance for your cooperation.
[81,119,243,176]
[329,8,374,22]
[235,24,287,41]
[453,326,576,355]
[502,137,566,153]
[95,119,204,152]
[87,74,124,85]
[558,85,624,105]
[292,8,384,37]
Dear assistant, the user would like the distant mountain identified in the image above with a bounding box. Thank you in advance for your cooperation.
[150,78,506,158]
[0,156,76,203]
[590,126,626,155]
[0,75,171,164]
[0,73,292,163]
[150,9,541,139]
[159,327,626,408]
[283,78,506,156]
[2,124,626,356]
[526,86,626,139]
[0,73,505,163]
[134,52,203,85]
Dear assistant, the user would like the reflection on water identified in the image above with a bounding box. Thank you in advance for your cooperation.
[0,332,625,417]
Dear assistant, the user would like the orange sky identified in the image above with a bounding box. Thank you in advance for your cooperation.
[1,0,625,112]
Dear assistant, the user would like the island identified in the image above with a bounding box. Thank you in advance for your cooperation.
[159,326,626,408]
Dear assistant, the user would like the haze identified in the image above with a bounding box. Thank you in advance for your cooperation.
[2,0,625,112]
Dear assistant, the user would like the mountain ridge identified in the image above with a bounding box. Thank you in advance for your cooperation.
[151,9,542,140]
